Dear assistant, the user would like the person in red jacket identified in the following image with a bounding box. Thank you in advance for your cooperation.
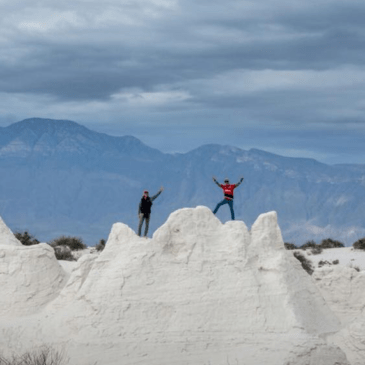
[212,176,244,220]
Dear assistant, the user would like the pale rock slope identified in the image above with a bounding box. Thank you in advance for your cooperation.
[313,266,365,326]
[0,207,358,364]
[312,266,365,365]
[0,217,67,317]
[309,247,365,271]
[0,217,22,246]
[295,248,365,365]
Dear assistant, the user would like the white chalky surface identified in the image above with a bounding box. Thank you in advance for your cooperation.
[0,207,363,364]
[0,217,22,246]
[308,247,365,270]
[0,243,67,317]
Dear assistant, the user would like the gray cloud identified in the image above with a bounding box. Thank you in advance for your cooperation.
[1,0,365,163]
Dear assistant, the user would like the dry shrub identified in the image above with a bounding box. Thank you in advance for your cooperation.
[49,236,86,251]
[353,238,365,250]
[293,251,314,275]
[0,346,65,365]
[95,239,106,252]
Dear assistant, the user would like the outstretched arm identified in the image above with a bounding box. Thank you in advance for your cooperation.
[212,176,221,188]
[151,186,164,202]
[235,177,244,188]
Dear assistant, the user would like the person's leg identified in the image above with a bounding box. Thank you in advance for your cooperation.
[213,199,228,214]
[228,200,235,220]
[144,215,150,237]
[138,215,145,236]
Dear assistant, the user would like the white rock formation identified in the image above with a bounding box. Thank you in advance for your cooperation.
[0,217,68,317]
[313,266,365,325]
[0,217,22,246]
[330,318,365,365]
[0,207,358,364]
[312,266,365,365]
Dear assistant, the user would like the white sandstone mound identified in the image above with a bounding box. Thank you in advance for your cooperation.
[0,218,68,317]
[0,217,22,246]
[0,207,356,364]
[331,317,365,365]
[313,266,365,325]
[312,266,365,365]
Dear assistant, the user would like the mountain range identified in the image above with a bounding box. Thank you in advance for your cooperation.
[0,117,364,246]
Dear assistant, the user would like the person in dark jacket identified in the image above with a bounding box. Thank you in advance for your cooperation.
[212,177,244,220]
[138,187,164,237]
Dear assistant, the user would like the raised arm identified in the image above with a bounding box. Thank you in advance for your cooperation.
[151,186,164,202]
[212,176,221,188]
[235,177,244,188]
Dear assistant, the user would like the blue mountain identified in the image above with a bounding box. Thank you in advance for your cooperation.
[0,118,364,246]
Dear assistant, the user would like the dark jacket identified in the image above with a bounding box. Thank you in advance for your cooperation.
[138,190,162,216]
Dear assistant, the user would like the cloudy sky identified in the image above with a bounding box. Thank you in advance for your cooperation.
[1,0,365,164]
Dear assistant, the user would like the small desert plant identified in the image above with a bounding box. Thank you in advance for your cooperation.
[0,345,65,365]
[318,260,331,268]
[353,237,365,250]
[293,251,314,275]
[14,231,40,246]
[300,240,317,250]
[49,236,86,251]
[310,245,323,255]
[320,238,344,249]
[53,246,75,261]
[95,239,106,252]
[284,242,297,250]
[318,259,340,268]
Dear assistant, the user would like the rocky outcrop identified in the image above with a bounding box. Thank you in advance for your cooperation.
[313,266,365,365]
[0,208,356,364]
[0,217,67,317]
[0,217,22,246]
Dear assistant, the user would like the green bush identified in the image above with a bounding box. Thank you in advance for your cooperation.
[53,246,75,261]
[14,231,40,246]
[310,246,323,255]
[293,251,314,275]
[49,236,86,251]
[320,238,344,249]
[0,346,65,365]
[318,260,330,268]
[284,242,297,250]
[318,259,340,268]
[353,238,365,250]
[95,239,106,252]
[300,240,317,250]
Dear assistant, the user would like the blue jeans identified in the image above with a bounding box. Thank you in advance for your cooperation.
[213,199,235,220]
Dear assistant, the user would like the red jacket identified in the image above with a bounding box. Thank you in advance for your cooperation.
[213,177,244,200]
[221,184,236,200]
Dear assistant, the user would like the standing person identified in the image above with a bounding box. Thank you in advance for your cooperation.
[138,187,164,237]
[212,177,244,220]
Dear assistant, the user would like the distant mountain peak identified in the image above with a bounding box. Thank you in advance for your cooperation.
[0,117,165,159]
[7,118,91,135]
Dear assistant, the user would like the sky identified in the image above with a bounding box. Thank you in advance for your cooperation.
[1,0,365,164]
